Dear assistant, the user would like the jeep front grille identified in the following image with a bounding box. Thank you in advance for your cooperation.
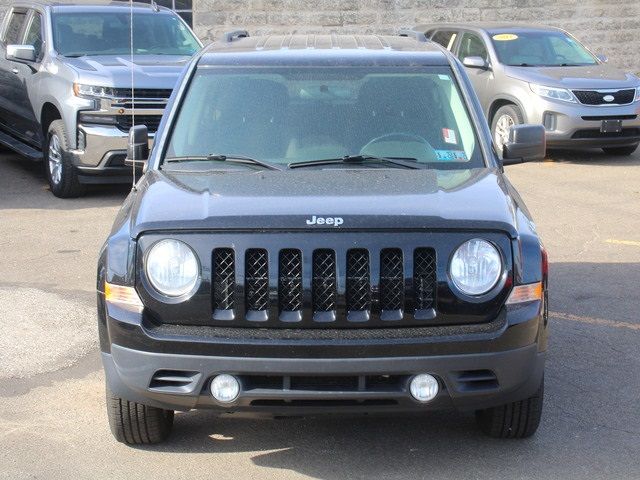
[209,246,438,328]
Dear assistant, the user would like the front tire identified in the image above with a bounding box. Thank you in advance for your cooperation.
[44,120,85,198]
[106,387,174,445]
[602,144,638,156]
[475,377,544,439]
[491,104,524,157]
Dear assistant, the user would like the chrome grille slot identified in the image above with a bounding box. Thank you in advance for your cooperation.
[245,249,269,321]
[312,249,337,321]
[380,248,404,320]
[212,248,235,320]
[278,249,303,320]
[346,249,371,321]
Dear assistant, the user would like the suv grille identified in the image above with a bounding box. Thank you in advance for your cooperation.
[209,246,438,328]
[572,89,635,105]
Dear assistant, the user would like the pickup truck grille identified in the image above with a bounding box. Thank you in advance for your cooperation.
[112,88,173,100]
[210,246,436,328]
[572,89,635,105]
[116,114,163,133]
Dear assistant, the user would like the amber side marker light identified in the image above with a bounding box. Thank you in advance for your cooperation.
[506,282,543,304]
[104,282,143,311]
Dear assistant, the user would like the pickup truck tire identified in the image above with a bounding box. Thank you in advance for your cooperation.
[106,387,174,445]
[45,120,85,198]
[602,144,638,156]
[475,377,544,438]
[491,104,524,157]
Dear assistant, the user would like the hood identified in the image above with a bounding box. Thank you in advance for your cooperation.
[504,63,640,89]
[126,168,523,238]
[65,54,191,89]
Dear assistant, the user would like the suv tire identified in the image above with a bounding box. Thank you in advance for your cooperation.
[475,377,544,438]
[106,387,174,445]
[491,104,524,157]
[602,144,638,156]
[44,120,85,198]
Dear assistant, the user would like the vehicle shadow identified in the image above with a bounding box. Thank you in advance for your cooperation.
[0,151,130,210]
[545,148,640,166]
[132,261,640,478]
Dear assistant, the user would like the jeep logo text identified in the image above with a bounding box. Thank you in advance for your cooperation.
[306,215,344,226]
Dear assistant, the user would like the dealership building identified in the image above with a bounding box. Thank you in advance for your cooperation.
[1,0,639,71]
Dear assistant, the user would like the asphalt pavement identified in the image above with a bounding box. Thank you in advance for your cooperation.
[0,148,639,479]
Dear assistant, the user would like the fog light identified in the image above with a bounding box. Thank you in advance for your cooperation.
[409,374,439,402]
[210,374,240,403]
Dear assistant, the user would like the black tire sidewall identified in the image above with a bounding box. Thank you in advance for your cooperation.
[44,120,84,198]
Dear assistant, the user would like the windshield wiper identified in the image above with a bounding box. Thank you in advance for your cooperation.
[289,155,425,170]
[164,154,283,171]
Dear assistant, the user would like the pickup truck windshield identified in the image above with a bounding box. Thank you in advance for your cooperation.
[491,31,598,67]
[52,11,199,57]
[165,66,484,169]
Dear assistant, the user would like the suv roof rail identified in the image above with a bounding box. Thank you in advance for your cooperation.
[397,30,428,43]
[223,30,250,43]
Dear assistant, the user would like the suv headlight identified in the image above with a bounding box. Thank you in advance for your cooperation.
[73,83,116,99]
[634,86,640,102]
[529,83,577,103]
[450,239,502,296]
[145,239,200,298]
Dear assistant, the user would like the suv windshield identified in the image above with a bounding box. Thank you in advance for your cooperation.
[164,66,483,169]
[490,31,598,67]
[52,11,200,57]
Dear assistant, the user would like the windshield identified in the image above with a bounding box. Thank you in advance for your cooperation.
[52,11,200,57]
[164,66,484,170]
[490,31,598,67]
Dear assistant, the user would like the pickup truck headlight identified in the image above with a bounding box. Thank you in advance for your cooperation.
[145,239,200,298]
[450,239,502,296]
[73,83,116,99]
[529,83,577,103]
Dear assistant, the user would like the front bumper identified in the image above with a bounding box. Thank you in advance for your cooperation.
[101,302,546,415]
[68,124,147,184]
[524,96,640,148]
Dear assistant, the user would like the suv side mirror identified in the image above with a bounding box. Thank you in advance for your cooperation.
[502,124,546,166]
[6,44,36,63]
[596,53,608,63]
[462,56,488,70]
[126,125,149,166]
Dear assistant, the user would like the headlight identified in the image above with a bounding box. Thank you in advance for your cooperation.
[73,83,116,99]
[634,86,640,102]
[529,83,576,103]
[145,239,200,298]
[450,239,502,296]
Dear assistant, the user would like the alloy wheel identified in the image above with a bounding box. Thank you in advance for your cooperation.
[494,114,515,153]
[48,134,63,185]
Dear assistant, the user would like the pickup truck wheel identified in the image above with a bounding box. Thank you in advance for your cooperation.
[491,105,524,157]
[106,387,174,445]
[45,120,85,198]
[475,377,544,438]
[602,144,638,156]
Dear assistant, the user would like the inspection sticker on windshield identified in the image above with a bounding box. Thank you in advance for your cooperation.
[435,150,468,162]
[493,33,518,41]
[442,128,458,144]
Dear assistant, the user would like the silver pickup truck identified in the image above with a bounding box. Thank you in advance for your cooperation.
[0,1,201,197]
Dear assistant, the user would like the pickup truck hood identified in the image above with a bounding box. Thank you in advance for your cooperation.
[65,54,190,89]
[126,168,524,238]
[504,64,640,89]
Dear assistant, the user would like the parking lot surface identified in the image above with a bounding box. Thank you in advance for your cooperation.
[0,148,639,479]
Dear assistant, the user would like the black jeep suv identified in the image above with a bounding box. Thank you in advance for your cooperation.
[97,32,549,444]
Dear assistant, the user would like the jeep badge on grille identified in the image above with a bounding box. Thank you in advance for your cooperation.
[306,215,344,226]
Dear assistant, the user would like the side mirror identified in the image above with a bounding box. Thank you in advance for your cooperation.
[125,125,149,166]
[6,44,36,63]
[462,56,488,70]
[596,53,608,63]
[502,124,546,166]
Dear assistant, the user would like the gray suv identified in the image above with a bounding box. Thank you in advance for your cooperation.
[417,24,640,156]
[0,1,201,197]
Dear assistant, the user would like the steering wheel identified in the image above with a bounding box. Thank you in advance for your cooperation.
[360,133,431,154]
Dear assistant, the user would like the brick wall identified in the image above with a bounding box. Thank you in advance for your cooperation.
[193,0,640,72]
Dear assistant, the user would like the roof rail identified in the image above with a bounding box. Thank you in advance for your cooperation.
[223,30,250,43]
[397,30,428,43]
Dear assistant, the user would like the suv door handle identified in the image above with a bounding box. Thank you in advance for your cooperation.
[12,68,19,74]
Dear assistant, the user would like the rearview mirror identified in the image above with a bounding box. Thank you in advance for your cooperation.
[125,125,149,166]
[596,53,608,63]
[502,124,546,166]
[462,56,488,70]
[6,44,36,63]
